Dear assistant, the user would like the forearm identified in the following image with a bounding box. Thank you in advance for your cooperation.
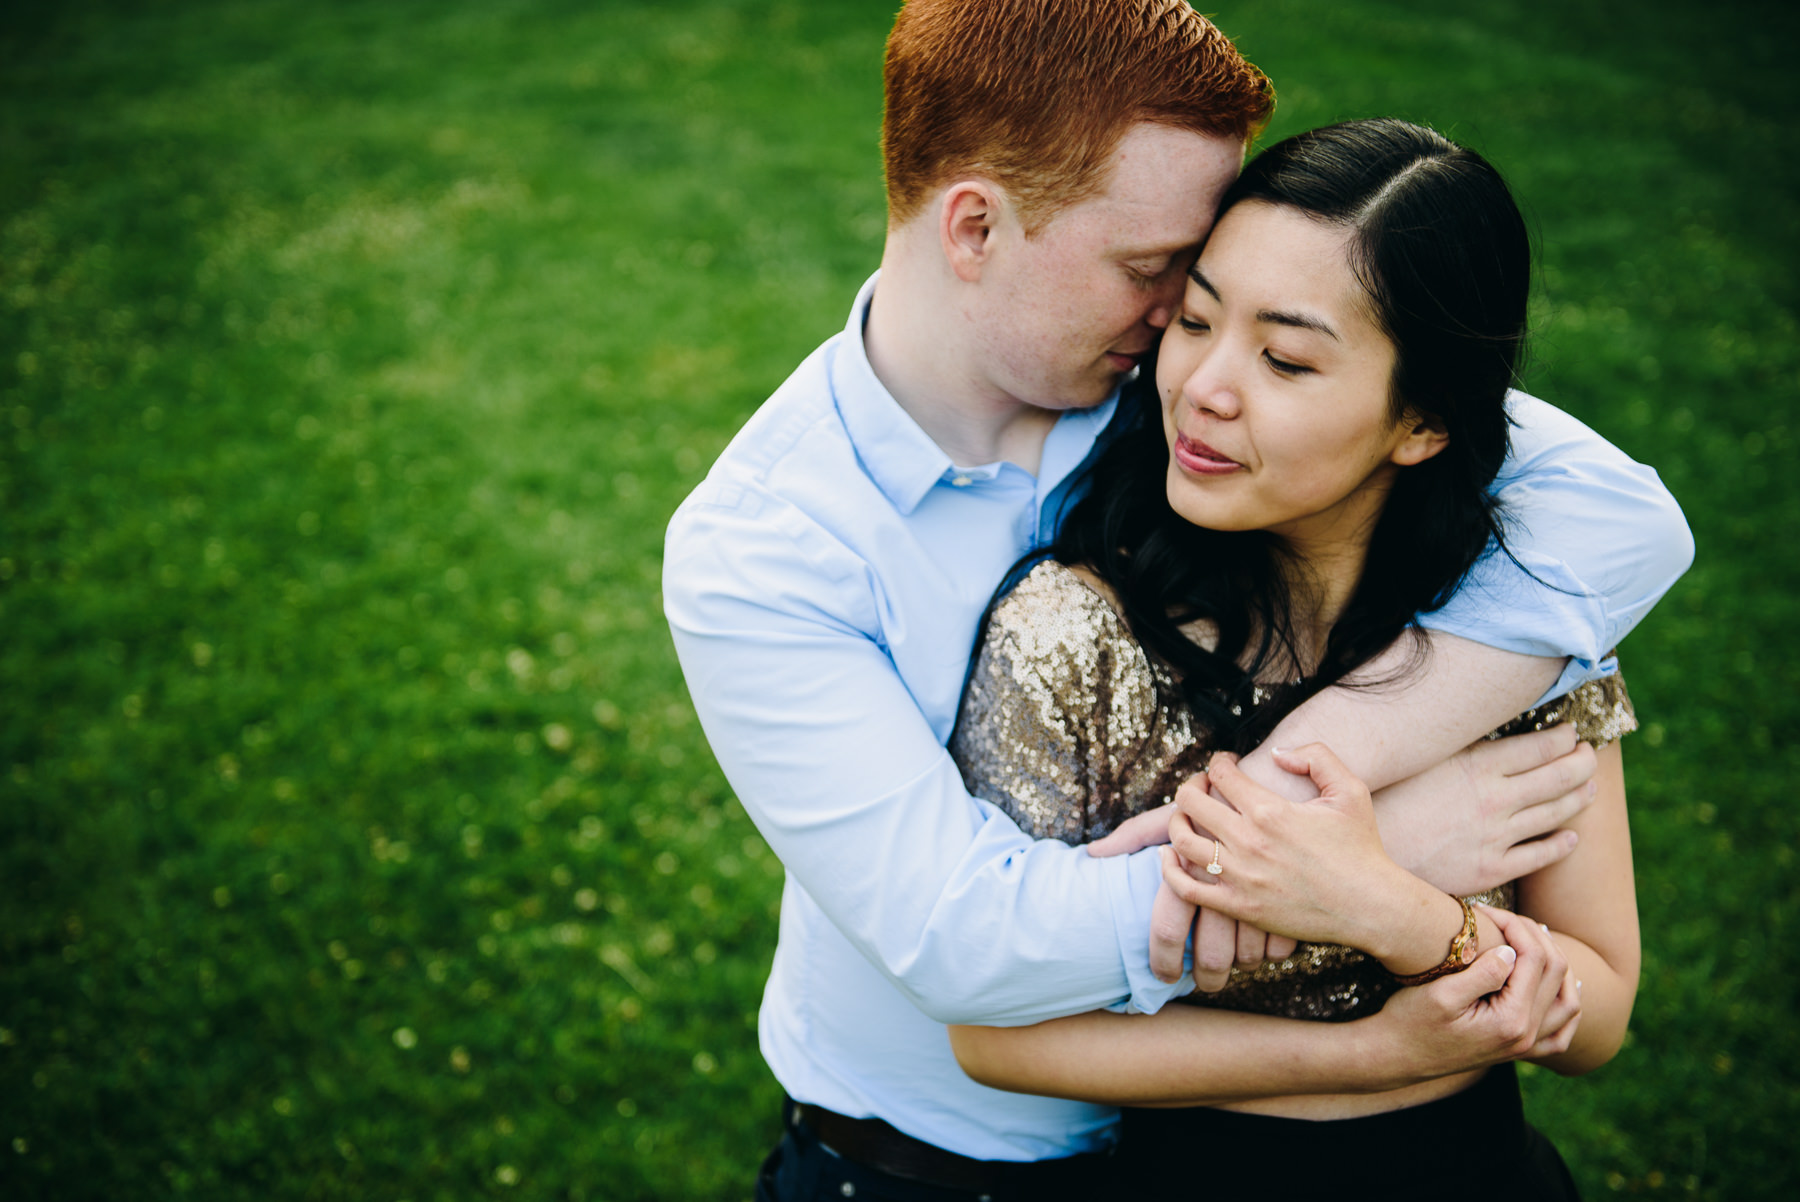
[713,728,1161,1026]
[667,505,1210,1022]
[948,1008,1410,1107]
[1421,392,1691,705]
[666,604,1177,1023]
[1237,633,1563,802]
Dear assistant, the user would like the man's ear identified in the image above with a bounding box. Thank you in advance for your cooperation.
[939,180,1005,283]
[1390,410,1450,466]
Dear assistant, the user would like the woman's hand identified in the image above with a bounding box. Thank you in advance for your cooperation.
[1374,905,1581,1083]
[1165,743,1418,950]
[1090,790,1299,987]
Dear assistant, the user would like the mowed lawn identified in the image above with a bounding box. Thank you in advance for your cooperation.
[1,0,1795,1198]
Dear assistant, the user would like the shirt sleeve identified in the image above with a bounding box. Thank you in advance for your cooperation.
[664,492,1185,1025]
[1420,391,1694,704]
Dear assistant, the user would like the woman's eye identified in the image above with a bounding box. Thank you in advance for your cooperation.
[1264,351,1312,376]
[1176,316,1210,334]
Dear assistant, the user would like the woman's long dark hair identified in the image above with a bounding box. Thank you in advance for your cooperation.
[1053,118,1531,752]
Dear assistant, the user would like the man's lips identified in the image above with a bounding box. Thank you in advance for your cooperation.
[1172,432,1243,475]
[1104,349,1149,371]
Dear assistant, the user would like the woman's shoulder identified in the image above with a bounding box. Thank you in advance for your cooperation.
[958,560,1202,842]
[985,559,1135,653]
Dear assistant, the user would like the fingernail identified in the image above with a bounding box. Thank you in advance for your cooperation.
[1576,980,1584,990]
[1497,946,1517,965]
[1540,923,1551,933]
[1587,781,1597,796]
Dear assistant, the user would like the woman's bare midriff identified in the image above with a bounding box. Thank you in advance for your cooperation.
[1215,1066,1489,1120]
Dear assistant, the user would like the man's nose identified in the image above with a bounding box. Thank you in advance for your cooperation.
[1145,277,1184,329]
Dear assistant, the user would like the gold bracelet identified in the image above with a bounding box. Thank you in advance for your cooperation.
[1391,895,1479,986]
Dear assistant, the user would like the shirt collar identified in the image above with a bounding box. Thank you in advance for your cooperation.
[831,271,1121,516]
[832,273,954,515]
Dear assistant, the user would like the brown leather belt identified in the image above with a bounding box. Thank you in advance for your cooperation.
[790,1100,1110,1196]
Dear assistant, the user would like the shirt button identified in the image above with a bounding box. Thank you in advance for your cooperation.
[950,474,973,487]
[839,1183,856,1197]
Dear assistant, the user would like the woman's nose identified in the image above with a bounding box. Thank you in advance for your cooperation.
[1181,360,1241,419]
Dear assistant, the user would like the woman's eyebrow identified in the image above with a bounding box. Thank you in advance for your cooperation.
[1257,309,1340,341]
[1188,265,1341,342]
[1186,265,1221,301]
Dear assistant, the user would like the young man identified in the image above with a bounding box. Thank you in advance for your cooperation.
[664,2,1691,1198]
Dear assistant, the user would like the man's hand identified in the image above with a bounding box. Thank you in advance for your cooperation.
[1372,904,1581,1087]
[1374,725,1597,896]
[1086,803,1176,858]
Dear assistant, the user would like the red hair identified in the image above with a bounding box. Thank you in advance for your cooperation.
[883,0,1274,231]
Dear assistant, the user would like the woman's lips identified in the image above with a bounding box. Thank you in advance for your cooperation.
[1172,432,1243,476]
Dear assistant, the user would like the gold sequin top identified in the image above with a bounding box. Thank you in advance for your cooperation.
[950,560,1637,1022]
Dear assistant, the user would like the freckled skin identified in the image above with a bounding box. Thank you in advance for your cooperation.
[965,126,1244,413]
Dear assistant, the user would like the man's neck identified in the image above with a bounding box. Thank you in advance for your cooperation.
[862,240,1060,474]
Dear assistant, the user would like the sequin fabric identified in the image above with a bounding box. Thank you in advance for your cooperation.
[950,560,1637,1023]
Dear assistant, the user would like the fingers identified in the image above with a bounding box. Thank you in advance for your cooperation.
[1528,966,1582,1057]
[1236,920,1269,967]
[1501,740,1597,823]
[1266,742,1370,810]
[1420,940,1518,1012]
[1493,829,1581,879]
[1199,753,1276,817]
[1526,922,1572,1030]
[1192,905,1237,993]
[1166,809,1231,889]
[1162,822,1219,905]
[1507,780,1596,844]
[1265,933,1298,960]
[1169,769,1216,822]
[1086,803,1176,859]
[1529,1009,1581,1061]
[1475,723,1579,778]
[1478,905,1565,1056]
[1148,865,1197,984]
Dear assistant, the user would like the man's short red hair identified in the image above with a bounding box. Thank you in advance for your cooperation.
[883,0,1273,232]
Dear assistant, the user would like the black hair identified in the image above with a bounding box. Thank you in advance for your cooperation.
[1052,118,1530,752]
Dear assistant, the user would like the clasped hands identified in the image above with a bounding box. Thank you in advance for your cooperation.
[1086,727,1597,1060]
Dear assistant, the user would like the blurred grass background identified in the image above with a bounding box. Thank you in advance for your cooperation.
[1,0,1794,1197]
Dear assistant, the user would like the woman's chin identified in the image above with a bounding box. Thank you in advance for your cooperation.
[1166,497,1258,534]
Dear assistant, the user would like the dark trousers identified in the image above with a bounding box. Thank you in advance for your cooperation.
[1121,1064,1580,1200]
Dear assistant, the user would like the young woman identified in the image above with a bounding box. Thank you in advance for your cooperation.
[946,120,1640,1198]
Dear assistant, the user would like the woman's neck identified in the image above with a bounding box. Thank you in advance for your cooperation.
[1272,534,1373,677]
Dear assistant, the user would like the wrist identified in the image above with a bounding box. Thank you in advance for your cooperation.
[1353,1009,1431,1094]
[1359,876,1456,972]
[1375,889,1474,979]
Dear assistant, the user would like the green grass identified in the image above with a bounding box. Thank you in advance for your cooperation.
[1,0,1795,1197]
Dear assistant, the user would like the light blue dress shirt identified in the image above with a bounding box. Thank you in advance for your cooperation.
[663,275,1692,1160]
